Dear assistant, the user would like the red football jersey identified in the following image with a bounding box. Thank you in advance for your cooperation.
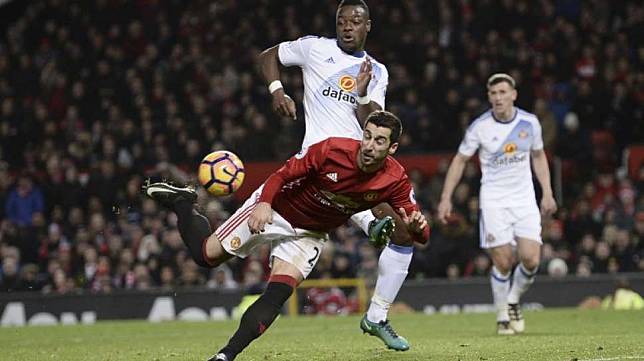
[259,137,429,243]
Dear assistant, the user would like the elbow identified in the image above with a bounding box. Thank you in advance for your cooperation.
[256,50,267,72]
[257,48,268,63]
[257,46,278,66]
[455,153,469,163]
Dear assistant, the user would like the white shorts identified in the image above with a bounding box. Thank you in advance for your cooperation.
[479,205,542,249]
[215,185,328,279]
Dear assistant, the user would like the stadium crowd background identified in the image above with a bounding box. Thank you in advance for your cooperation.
[0,0,642,302]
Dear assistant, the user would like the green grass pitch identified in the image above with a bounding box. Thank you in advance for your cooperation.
[1,309,642,361]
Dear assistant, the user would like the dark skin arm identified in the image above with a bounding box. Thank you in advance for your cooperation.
[257,45,297,119]
[355,57,382,123]
[259,43,380,124]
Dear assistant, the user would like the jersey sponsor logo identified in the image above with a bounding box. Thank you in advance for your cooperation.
[503,142,517,154]
[363,191,378,201]
[325,172,338,182]
[318,190,361,214]
[338,75,356,92]
[491,153,527,167]
[322,87,357,105]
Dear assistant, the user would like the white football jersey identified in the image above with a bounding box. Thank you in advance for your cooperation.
[458,108,543,208]
[278,36,389,148]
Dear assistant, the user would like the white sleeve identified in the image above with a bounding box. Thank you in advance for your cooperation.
[531,118,544,150]
[369,65,389,110]
[457,123,480,156]
[370,65,388,109]
[277,36,319,67]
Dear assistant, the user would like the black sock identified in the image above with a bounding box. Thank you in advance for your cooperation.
[174,199,214,267]
[219,277,295,359]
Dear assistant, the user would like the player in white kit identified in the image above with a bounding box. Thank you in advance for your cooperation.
[257,0,416,351]
[437,73,557,335]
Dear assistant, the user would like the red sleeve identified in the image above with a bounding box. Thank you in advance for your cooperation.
[388,176,430,244]
[258,140,329,204]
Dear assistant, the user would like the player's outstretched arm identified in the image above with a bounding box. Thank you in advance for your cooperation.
[248,202,273,234]
[257,45,296,120]
[356,58,382,122]
[531,149,557,216]
[437,152,471,224]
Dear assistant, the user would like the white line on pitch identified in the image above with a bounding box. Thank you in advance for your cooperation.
[578,356,644,361]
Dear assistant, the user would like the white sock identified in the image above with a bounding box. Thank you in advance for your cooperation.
[490,266,511,322]
[350,210,376,236]
[366,244,413,323]
[507,263,536,304]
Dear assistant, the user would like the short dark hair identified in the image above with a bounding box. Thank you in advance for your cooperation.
[364,110,402,144]
[338,0,370,18]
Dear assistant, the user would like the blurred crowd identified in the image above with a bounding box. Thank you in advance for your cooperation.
[0,0,643,297]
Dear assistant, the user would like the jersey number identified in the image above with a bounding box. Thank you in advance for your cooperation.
[308,247,320,267]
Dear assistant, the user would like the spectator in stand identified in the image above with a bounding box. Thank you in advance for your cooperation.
[0,0,642,294]
[0,256,20,292]
[463,253,492,278]
[4,174,44,227]
[207,265,239,291]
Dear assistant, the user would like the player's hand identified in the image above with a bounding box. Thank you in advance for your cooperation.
[271,89,297,120]
[437,199,452,224]
[356,58,373,97]
[397,208,427,234]
[540,195,557,216]
[248,202,273,234]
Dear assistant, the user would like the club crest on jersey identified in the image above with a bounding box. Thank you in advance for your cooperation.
[230,236,241,250]
[363,192,378,201]
[503,142,517,154]
[338,75,356,92]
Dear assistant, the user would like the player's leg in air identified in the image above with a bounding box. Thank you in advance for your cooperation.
[356,203,415,351]
[144,180,324,361]
[506,238,540,333]
[142,180,233,267]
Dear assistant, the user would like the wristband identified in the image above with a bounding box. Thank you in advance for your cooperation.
[356,94,371,105]
[268,80,283,94]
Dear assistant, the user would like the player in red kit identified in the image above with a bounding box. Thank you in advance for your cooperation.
[143,111,429,361]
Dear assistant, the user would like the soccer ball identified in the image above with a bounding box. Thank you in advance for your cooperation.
[198,150,245,196]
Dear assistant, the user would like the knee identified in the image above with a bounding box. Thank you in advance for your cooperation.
[390,227,413,247]
[520,256,540,272]
[200,251,234,269]
[199,234,234,267]
[493,258,513,275]
[194,258,216,269]
[390,216,414,247]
